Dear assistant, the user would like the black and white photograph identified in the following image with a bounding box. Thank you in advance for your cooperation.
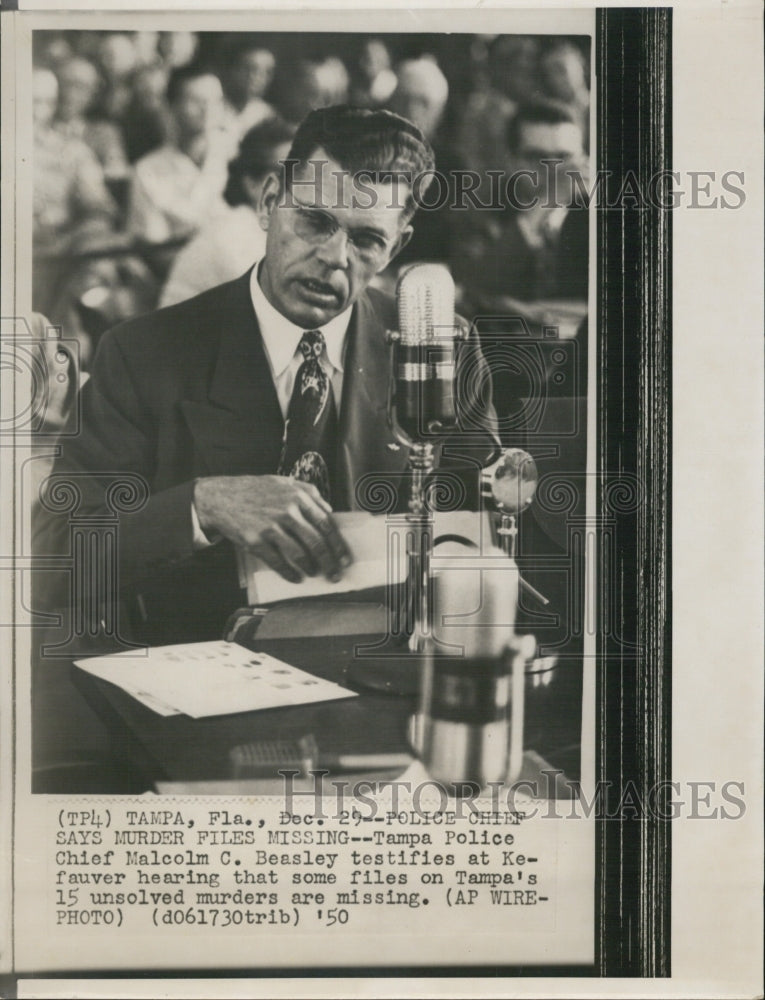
[26,22,593,799]
[0,2,762,997]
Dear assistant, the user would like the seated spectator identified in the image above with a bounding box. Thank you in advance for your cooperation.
[455,35,541,200]
[126,63,229,244]
[54,55,129,182]
[158,31,199,70]
[95,32,138,119]
[276,57,349,125]
[221,42,276,145]
[349,38,397,108]
[389,56,449,143]
[33,66,116,255]
[539,40,590,146]
[33,31,74,72]
[316,57,351,107]
[454,101,589,308]
[133,30,160,68]
[385,57,460,270]
[160,117,295,307]
[33,66,120,364]
[121,64,172,164]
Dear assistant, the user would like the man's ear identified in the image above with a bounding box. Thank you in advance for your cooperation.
[257,172,281,230]
[378,224,413,273]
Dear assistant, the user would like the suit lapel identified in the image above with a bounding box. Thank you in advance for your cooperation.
[180,271,284,476]
[336,291,408,508]
[207,270,281,421]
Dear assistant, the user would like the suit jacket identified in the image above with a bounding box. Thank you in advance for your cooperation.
[34,270,498,643]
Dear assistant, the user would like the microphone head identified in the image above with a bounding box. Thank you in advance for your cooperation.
[487,448,539,514]
[397,263,455,344]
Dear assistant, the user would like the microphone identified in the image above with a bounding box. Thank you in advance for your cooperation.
[390,263,461,442]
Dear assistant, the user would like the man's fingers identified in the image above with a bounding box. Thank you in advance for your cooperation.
[281,507,343,582]
[263,526,320,580]
[253,535,304,584]
[292,478,333,514]
[296,502,353,575]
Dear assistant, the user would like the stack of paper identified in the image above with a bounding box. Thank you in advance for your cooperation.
[240,509,494,605]
[74,641,357,718]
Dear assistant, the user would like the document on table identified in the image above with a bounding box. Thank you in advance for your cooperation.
[240,509,494,604]
[74,641,357,718]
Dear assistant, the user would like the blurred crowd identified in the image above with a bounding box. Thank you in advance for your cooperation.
[32,30,590,368]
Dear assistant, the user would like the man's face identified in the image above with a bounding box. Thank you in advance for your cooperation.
[172,74,224,137]
[258,151,413,328]
[510,120,585,205]
[233,49,275,101]
[58,59,100,120]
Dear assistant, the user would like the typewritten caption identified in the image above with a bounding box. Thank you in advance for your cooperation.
[50,799,555,935]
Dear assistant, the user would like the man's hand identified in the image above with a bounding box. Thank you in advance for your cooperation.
[193,475,353,584]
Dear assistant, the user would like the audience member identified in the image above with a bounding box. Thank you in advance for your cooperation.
[126,64,229,244]
[34,32,74,72]
[454,101,588,307]
[222,42,276,143]
[539,40,590,145]
[133,31,160,68]
[316,57,351,107]
[54,56,129,181]
[33,66,120,363]
[385,57,460,271]
[455,36,541,193]
[120,64,172,163]
[348,38,397,108]
[277,58,348,125]
[33,67,117,254]
[388,56,449,140]
[158,31,199,70]
[95,32,138,119]
[160,117,295,306]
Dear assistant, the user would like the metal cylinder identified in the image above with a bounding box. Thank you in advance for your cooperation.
[419,650,514,787]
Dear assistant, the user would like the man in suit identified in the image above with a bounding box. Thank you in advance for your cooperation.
[35,105,498,645]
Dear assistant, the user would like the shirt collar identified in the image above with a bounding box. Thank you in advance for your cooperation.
[249,263,352,377]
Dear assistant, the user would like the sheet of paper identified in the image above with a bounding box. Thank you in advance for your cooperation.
[118,685,181,717]
[242,509,494,604]
[74,641,357,718]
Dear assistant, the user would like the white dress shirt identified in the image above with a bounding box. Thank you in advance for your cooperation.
[191,262,353,545]
[248,263,352,417]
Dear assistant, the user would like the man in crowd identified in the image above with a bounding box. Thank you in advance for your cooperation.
[35,105,498,645]
[54,55,129,183]
[126,63,229,244]
[160,116,295,306]
[221,41,277,141]
[386,56,462,272]
[32,65,118,359]
[454,100,589,309]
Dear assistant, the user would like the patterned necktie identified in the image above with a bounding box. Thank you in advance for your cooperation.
[277,329,337,503]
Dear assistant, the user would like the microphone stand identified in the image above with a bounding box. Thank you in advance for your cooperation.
[386,327,465,651]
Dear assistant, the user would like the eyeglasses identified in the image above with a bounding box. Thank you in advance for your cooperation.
[291,203,394,268]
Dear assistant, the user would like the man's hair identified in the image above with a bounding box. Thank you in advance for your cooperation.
[507,100,580,153]
[284,104,436,221]
[224,116,296,206]
[166,63,218,105]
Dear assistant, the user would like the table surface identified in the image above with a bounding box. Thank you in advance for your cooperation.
[71,628,583,792]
